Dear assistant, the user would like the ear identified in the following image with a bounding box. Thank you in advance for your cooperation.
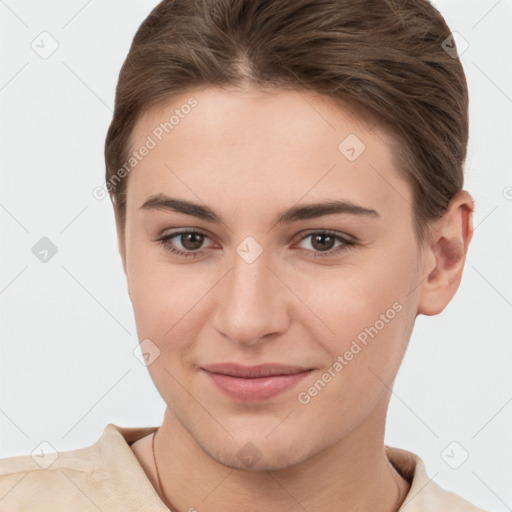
[417,190,474,316]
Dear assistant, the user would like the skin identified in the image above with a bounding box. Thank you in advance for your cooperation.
[115,86,474,512]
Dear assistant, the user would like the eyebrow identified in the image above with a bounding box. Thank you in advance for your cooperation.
[140,193,380,225]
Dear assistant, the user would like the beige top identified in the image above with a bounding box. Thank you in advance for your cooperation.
[0,423,488,511]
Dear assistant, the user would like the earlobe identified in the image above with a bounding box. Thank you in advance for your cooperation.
[417,191,474,316]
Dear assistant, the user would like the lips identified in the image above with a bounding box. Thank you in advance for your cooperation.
[201,362,311,378]
[200,363,313,402]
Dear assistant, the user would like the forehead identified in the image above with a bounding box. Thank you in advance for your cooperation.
[125,86,412,222]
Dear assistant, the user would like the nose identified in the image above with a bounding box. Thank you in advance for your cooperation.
[212,246,291,347]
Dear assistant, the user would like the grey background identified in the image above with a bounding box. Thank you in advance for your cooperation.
[0,1,511,510]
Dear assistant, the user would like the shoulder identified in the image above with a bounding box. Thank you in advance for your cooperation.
[386,445,490,512]
[0,423,163,511]
[0,440,105,509]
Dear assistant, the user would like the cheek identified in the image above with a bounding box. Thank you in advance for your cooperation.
[296,244,416,388]
[295,275,410,429]
[299,257,409,340]
[306,281,407,379]
[127,225,418,353]
[127,247,214,348]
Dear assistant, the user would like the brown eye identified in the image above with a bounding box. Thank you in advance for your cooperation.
[310,233,336,252]
[157,230,212,259]
[296,231,356,258]
[179,232,205,251]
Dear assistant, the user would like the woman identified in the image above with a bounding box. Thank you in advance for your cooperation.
[0,0,490,510]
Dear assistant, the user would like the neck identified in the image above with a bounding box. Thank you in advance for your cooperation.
[152,401,410,512]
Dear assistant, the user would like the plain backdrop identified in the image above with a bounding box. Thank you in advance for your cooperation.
[0,1,511,510]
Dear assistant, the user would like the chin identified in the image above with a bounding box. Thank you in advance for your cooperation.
[200,428,316,472]
[209,442,310,472]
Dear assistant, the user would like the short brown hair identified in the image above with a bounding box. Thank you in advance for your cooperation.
[105,0,469,245]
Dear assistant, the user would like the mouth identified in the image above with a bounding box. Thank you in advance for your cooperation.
[200,363,314,402]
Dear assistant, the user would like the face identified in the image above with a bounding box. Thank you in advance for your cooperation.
[119,86,428,470]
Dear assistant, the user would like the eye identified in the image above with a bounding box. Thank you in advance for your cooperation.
[157,229,357,259]
[157,230,214,259]
[294,230,357,258]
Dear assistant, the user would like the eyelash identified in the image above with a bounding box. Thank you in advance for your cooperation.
[157,229,357,260]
